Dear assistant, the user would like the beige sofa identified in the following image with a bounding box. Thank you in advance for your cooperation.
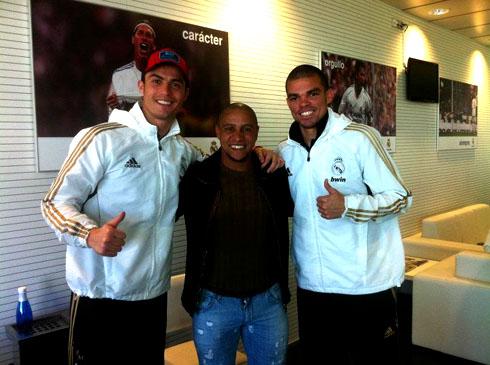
[412,251,490,364]
[403,204,489,261]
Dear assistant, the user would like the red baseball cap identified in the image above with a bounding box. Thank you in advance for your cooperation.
[144,48,189,84]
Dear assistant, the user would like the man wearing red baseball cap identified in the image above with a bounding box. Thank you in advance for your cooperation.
[136,48,190,140]
[42,48,283,364]
[143,48,189,83]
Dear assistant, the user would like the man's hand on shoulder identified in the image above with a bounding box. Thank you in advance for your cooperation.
[106,92,121,110]
[87,212,127,257]
[254,146,285,173]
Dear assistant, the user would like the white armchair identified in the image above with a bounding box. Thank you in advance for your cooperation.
[412,251,490,364]
[403,204,489,261]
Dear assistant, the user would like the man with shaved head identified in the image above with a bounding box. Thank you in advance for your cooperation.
[179,103,293,364]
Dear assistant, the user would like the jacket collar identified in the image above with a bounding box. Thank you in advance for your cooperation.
[193,148,266,186]
[288,110,328,150]
[288,108,351,149]
[109,102,181,140]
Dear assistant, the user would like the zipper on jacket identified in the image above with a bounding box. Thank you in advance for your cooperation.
[196,189,221,308]
[156,135,162,151]
[307,151,310,162]
[259,185,286,301]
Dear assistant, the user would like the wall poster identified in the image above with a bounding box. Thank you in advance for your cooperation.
[438,78,478,150]
[320,52,397,152]
[32,0,229,171]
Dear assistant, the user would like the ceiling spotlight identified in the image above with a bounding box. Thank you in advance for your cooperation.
[429,8,450,16]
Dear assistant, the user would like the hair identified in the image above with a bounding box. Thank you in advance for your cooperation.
[285,64,328,91]
[354,60,365,76]
[133,20,156,38]
[217,102,258,126]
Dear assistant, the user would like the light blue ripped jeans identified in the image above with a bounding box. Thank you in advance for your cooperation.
[192,283,288,365]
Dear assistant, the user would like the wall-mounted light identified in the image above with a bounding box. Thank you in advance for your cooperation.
[404,25,429,67]
[392,18,408,31]
[470,51,486,86]
[219,0,274,38]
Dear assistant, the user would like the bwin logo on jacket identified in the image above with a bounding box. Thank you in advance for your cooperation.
[125,157,141,168]
[331,157,345,175]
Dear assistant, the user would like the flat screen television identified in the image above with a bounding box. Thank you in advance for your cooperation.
[406,57,439,103]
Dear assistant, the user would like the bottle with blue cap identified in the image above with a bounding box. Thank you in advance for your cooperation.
[16,286,33,337]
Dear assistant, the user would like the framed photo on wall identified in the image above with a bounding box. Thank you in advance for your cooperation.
[320,51,397,152]
[438,78,477,150]
[31,0,229,170]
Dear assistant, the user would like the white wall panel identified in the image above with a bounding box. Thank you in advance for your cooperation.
[0,0,489,363]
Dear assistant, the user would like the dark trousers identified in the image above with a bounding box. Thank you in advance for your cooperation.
[297,287,399,365]
[69,292,168,365]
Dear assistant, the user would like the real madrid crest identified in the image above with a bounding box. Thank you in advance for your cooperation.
[331,157,345,175]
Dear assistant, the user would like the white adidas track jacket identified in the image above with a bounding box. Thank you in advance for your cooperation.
[278,108,412,294]
[41,103,202,300]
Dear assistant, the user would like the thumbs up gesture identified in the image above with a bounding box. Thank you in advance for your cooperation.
[316,179,345,220]
[87,212,127,257]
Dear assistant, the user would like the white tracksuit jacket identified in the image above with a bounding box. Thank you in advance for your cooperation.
[278,108,412,294]
[41,103,202,300]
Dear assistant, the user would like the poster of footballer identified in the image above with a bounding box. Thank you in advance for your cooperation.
[438,78,477,150]
[320,51,397,152]
[32,0,229,171]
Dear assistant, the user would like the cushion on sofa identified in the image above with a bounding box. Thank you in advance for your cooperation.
[472,205,490,243]
[455,251,490,283]
[485,230,490,253]
[403,234,483,261]
[421,204,490,245]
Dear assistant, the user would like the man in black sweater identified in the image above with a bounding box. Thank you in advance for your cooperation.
[179,103,293,364]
